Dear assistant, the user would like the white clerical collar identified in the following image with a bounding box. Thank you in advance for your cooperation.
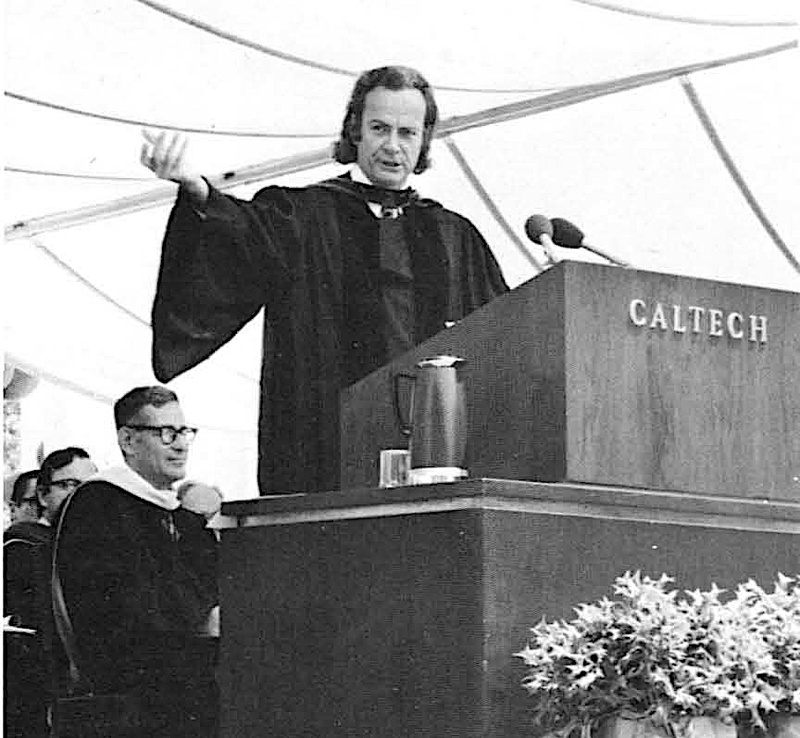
[88,465,181,510]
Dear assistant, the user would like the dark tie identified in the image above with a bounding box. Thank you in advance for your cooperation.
[349,182,418,217]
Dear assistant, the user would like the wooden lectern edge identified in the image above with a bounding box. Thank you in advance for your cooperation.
[215,478,800,534]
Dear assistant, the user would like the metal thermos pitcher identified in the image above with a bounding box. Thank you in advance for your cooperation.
[395,355,467,483]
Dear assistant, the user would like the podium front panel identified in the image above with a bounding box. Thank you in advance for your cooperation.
[218,481,800,738]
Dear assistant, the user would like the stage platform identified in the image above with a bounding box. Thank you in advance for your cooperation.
[217,479,800,738]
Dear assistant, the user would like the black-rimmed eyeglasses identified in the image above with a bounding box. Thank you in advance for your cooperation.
[125,425,198,445]
[48,479,84,493]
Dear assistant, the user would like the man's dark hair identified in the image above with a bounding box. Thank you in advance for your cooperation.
[38,447,91,491]
[333,65,438,175]
[114,386,179,429]
[11,470,40,505]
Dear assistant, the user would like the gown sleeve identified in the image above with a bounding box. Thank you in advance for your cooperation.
[151,182,308,382]
[465,217,509,301]
[446,212,509,315]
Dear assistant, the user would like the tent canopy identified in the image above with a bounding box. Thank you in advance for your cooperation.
[4,0,798,497]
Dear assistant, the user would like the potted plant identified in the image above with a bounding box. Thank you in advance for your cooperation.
[721,576,800,738]
[514,572,800,738]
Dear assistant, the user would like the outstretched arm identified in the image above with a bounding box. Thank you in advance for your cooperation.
[146,130,310,382]
[141,129,209,206]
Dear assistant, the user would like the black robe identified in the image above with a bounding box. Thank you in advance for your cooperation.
[55,480,219,738]
[55,481,218,691]
[4,521,54,630]
[152,174,508,495]
[4,522,54,738]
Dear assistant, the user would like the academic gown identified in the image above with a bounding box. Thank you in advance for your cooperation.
[4,522,54,627]
[55,481,218,689]
[4,522,54,738]
[152,174,509,495]
[55,479,219,737]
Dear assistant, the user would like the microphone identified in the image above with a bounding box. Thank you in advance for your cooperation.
[551,217,631,267]
[523,214,560,266]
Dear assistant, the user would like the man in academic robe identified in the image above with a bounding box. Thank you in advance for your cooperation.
[5,469,42,526]
[4,449,97,628]
[142,65,509,496]
[54,386,220,738]
[4,449,96,738]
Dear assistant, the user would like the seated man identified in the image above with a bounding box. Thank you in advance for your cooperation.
[4,449,96,738]
[54,386,220,738]
[6,469,42,527]
[5,448,97,626]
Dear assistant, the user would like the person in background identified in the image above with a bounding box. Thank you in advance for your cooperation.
[54,385,220,738]
[141,64,508,497]
[6,469,42,527]
[4,448,96,738]
[37,449,98,526]
[4,448,96,623]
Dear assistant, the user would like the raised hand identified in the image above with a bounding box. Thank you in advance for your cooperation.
[141,129,208,203]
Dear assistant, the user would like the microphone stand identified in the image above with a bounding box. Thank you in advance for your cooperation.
[581,242,631,268]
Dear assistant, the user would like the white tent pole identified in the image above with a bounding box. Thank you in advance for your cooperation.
[5,353,255,433]
[442,136,544,272]
[27,236,261,384]
[5,352,115,405]
[678,76,800,276]
[5,41,795,242]
[566,0,796,27]
[5,90,336,140]
[438,40,796,136]
[5,146,334,241]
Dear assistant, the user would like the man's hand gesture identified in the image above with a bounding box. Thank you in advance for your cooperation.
[140,129,209,204]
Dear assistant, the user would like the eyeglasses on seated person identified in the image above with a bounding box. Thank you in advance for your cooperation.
[124,425,199,445]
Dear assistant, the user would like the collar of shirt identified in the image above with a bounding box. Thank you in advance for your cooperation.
[350,167,420,218]
[351,167,383,218]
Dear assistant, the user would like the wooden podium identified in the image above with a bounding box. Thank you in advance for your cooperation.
[218,482,800,738]
[341,262,799,500]
[217,263,799,737]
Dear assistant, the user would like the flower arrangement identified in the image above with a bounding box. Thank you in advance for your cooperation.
[514,572,800,738]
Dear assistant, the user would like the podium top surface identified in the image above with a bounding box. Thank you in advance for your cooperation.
[219,479,800,534]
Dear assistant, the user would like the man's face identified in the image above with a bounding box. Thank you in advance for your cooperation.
[41,456,97,521]
[12,477,39,523]
[356,86,426,190]
[120,401,190,489]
